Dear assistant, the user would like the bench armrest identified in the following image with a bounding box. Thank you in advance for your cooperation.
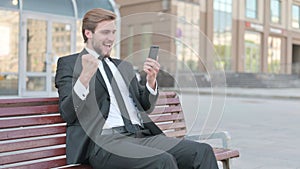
[184,131,231,149]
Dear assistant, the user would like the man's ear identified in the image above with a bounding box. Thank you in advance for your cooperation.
[84,29,93,39]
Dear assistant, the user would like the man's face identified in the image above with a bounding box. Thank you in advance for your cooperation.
[87,20,116,57]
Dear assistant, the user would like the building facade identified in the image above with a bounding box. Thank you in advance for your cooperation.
[116,0,300,77]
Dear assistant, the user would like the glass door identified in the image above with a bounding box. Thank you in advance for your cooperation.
[21,14,74,97]
[50,22,73,92]
[244,31,261,73]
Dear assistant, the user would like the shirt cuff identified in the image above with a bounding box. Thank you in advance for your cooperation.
[146,81,157,95]
[74,79,89,100]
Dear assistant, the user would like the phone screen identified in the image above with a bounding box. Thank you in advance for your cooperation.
[148,45,159,60]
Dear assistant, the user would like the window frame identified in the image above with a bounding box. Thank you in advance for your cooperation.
[245,0,258,19]
[270,0,282,24]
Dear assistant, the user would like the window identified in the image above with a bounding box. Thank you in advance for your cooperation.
[176,0,200,72]
[51,22,72,91]
[270,0,281,24]
[76,20,85,52]
[141,24,152,50]
[245,0,257,19]
[0,10,19,95]
[292,4,300,28]
[127,25,134,60]
[26,19,47,73]
[213,0,232,70]
[268,37,281,73]
[244,31,261,73]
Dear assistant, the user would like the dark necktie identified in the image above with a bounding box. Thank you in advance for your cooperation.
[101,58,137,133]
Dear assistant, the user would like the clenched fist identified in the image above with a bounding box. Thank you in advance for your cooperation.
[79,54,99,88]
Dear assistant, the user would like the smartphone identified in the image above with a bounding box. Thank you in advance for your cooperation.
[148,45,159,60]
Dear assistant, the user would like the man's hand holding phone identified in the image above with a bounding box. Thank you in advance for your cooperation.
[143,45,160,90]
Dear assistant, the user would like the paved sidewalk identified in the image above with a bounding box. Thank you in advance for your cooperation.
[166,88,300,169]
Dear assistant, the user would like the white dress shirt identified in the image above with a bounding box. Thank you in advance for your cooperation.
[74,47,157,129]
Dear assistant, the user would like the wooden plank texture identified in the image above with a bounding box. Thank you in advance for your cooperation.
[0,97,58,105]
[156,98,180,106]
[0,105,59,117]
[0,115,64,128]
[0,136,65,153]
[6,158,67,169]
[150,113,184,123]
[151,106,182,115]
[0,147,65,165]
[214,148,240,161]
[0,125,66,141]
[0,92,239,168]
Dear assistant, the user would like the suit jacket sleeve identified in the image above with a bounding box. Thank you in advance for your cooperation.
[137,81,158,114]
[55,55,84,124]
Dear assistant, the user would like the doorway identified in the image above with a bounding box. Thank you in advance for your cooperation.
[20,13,75,96]
[292,44,300,74]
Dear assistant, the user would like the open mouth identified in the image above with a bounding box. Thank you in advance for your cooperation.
[104,44,111,48]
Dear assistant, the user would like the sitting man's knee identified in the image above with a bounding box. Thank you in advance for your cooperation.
[158,152,178,169]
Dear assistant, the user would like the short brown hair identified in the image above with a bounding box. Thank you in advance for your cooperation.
[82,8,116,43]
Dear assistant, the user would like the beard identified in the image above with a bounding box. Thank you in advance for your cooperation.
[93,42,111,58]
[95,47,109,58]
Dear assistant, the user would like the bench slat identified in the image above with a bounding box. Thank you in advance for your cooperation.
[0,135,65,153]
[156,98,180,106]
[214,148,240,161]
[158,92,176,98]
[0,105,59,117]
[0,147,66,165]
[0,97,58,105]
[53,164,93,169]
[0,115,64,128]
[156,121,186,131]
[0,125,66,141]
[150,113,184,123]
[165,129,186,138]
[4,157,67,169]
[151,105,182,115]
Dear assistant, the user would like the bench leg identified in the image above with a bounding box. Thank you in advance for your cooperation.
[221,159,230,169]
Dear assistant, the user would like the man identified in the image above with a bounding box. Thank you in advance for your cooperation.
[55,8,219,169]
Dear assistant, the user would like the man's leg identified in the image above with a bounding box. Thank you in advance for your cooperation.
[167,139,219,169]
[89,134,179,169]
[138,135,219,169]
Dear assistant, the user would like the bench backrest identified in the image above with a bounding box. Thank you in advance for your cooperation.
[149,92,186,138]
[0,92,184,168]
[0,97,66,168]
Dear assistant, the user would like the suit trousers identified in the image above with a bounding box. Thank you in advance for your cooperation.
[88,132,219,169]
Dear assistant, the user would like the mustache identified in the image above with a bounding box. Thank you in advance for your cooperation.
[103,40,114,45]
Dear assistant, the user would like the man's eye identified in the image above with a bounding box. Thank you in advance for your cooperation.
[101,30,110,34]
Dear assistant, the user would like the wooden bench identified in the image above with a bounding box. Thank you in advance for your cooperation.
[0,92,239,169]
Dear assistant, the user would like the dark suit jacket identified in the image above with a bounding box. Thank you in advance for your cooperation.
[55,49,163,164]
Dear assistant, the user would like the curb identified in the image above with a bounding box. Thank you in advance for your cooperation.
[162,88,300,100]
